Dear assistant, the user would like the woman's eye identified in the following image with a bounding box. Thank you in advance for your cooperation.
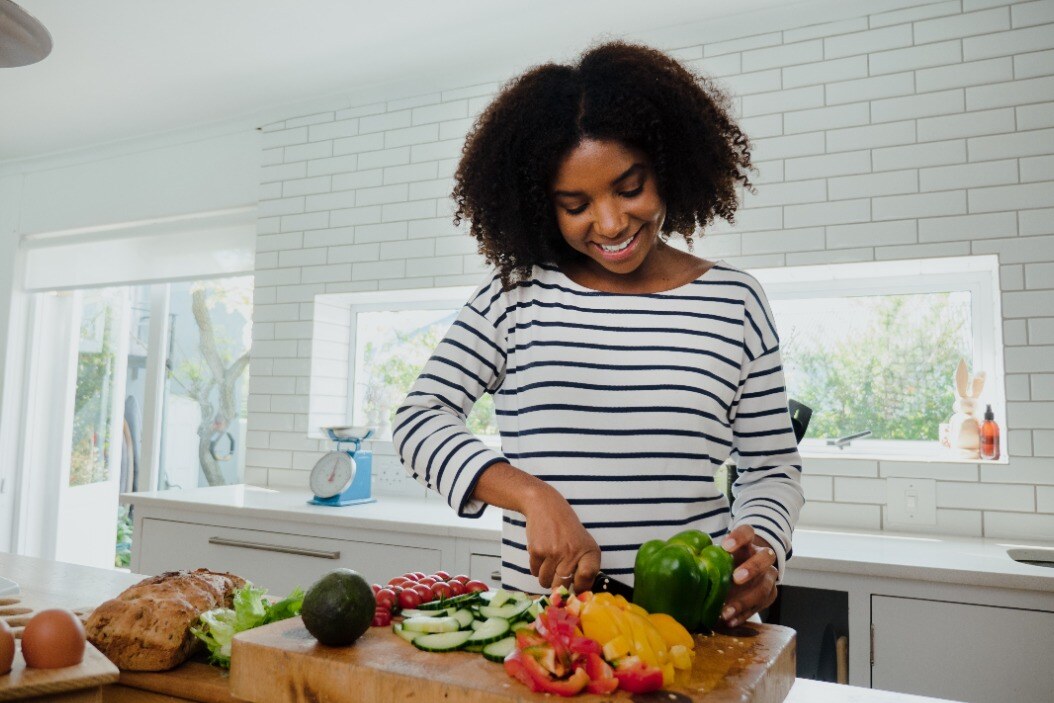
[620,185,644,198]
[564,203,588,215]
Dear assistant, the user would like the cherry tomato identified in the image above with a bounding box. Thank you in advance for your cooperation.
[371,584,381,595]
[372,610,392,627]
[447,580,466,596]
[416,577,437,588]
[464,580,489,593]
[401,572,420,582]
[450,574,471,585]
[410,584,432,602]
[432,570,452,581]
[430,582,454,600]
[398,589,422,610]
[410,571,427,580]
[388,576,411,588]
[375,588,397,610]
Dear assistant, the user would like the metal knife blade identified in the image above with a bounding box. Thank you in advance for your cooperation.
[592,571,634,600]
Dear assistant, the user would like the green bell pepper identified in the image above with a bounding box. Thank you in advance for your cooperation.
[632,529,734,632]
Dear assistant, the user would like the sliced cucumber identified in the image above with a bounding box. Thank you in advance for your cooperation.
[466,617,511,646]
[482,636,516,663]
[478,599,533,622]
[510,620,534,633]
[418,592,483,611]
[469,618,484,631]
[450,608,475,630]
[399,608,449,619]
[412,630,474,652]
[463,642,485,653]
[392,622,419,643]
[402,615,461,633]
[488,589,513,608]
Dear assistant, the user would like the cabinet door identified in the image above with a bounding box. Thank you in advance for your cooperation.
[469,553,501,588]
[139,518,443,594]
[871,595,1054,703]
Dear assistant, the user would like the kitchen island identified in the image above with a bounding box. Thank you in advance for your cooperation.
[0,551,959,702]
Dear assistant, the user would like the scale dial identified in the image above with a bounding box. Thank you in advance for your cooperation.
[309,451,356,499]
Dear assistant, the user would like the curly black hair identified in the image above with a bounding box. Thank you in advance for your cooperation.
[452,40,754,288]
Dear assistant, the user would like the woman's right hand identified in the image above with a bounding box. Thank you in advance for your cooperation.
[524,483,601,594]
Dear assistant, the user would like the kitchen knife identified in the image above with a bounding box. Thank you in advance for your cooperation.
[592,571,634,600]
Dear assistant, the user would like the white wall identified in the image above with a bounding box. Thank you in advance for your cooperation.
[0,128,261,551]
[244,0,1054,541]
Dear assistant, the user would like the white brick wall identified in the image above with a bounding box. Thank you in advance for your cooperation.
[246,0,1054,538]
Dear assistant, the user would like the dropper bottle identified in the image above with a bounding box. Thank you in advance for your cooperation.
[979,404,1000,461]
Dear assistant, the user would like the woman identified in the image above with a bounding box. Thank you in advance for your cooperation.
[393,41,804,629]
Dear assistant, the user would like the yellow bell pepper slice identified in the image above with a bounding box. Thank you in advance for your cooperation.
[670,644,693,670]
[648,612,695,650]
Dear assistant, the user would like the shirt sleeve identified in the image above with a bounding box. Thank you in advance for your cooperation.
[728,278,805,581]
[391,275,509,518]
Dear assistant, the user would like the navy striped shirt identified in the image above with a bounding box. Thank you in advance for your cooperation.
[393,262,804,593]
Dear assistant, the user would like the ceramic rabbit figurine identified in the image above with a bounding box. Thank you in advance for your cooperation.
[948,359,985,459]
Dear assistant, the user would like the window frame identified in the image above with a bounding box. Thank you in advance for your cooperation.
[752,255,1005,463]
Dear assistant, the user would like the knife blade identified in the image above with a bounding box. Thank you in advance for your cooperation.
[592,571,634,600]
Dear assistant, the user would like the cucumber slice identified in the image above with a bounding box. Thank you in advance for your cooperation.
[482,636,516,663]
[418,592,483,611]
[402,615,461,633]
[488,589,513,609]
[412,630,474,652]
[392,622,419,643]
[463,642,485,652]
[469,618,484,631]
[466,617,511,646]
[450,608,475,630]
[510,620,534,633]
[399,608,449,619]
[478,599,533,622]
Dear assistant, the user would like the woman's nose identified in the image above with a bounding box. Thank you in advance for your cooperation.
[593,200,628,238]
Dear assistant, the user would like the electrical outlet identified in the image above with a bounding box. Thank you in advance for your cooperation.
[886,477,936,526]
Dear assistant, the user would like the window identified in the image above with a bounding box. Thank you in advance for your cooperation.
[317,288,497,445]
[754,255,1004,461]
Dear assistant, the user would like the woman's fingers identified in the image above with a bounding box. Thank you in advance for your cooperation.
[732,544,777,585]
[722,564,779,627]
[573,549,601,594]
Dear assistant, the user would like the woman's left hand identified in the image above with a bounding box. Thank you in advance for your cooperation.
[719,524,779,628]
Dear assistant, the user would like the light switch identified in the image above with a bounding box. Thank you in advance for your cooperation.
[886,478,936,526]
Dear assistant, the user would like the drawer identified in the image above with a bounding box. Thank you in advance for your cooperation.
[469,553,501,588]
[139,518,442,594]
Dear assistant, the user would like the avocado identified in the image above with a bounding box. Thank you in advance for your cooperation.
[301,568,375,646]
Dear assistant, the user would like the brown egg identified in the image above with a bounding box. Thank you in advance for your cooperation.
[20,609,86,669]
[0,618,14,674]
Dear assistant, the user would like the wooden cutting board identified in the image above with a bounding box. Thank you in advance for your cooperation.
[229,617,795,702]
[0,594,118,703]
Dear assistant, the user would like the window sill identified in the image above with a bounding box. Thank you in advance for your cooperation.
[800,447,1009,465]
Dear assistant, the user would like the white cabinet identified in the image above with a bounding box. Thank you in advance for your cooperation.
[138,518,444,594]
[871,596,1054,703]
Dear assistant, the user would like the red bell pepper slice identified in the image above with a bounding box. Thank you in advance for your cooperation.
[614,658,664,694]
[511,648,590,696]
[584,652,619,695]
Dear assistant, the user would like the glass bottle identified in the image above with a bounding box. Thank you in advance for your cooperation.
[979,404,1000,461]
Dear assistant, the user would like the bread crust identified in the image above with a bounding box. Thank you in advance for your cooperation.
[86,569,246,671]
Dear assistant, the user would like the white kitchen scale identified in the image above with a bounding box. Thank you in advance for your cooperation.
[308,426,377,507]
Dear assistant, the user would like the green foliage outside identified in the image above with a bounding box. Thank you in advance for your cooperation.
[70,295,119,487]
[781,293,970,442]
[115,504,133,568]
[361,323,497,438]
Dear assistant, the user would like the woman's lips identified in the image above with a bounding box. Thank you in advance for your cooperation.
[592,231,640,262]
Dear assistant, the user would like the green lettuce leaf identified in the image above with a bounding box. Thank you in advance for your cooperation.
[192,583,304,669]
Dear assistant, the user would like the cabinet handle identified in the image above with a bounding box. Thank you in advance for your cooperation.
[208,537,340,560]
[490,570,500,581]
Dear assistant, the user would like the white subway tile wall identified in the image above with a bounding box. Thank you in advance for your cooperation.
[247,0,1054,536]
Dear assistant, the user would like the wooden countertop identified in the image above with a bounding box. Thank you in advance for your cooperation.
[0,551,958,703]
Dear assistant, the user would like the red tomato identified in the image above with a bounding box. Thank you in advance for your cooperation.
[430,582,454,600]
[397,589,422,610]
[613,659,664,693]
[388,576,411,587]
[416,577,437,588]
[432,570,451,581]
[410,571,427,580]
[371,610,392,627]
[450,574,470,585]
[411,584,433,602]
[375,588,397,610]
[447,580,466,596]
[464,580,489,593]
[401,572,420,582]
[371,584,381,595]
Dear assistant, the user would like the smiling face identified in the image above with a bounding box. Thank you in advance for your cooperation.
[550,139,669,288]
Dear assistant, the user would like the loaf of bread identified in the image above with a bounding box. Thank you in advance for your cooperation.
[86,568,246,671]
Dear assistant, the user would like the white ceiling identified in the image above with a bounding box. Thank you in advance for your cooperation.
[0,0,796,164]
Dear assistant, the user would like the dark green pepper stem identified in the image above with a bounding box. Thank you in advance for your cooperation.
[632,529,735,632]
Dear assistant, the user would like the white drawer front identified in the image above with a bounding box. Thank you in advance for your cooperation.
[469,553,501,588]
[139,518,442,594]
